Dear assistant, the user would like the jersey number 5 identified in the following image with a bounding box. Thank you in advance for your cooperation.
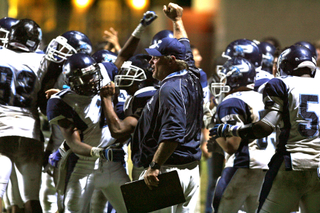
[299,94,319,138]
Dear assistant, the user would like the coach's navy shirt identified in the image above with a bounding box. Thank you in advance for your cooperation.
[131,69,203,168]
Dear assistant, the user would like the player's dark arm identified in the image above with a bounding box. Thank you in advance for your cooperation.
[100,82,138,140]
[113,36,140,70]
[114,11,157,69]
[238,120,274,139]
[237,110,279,140]
[57,118,92,156]
[102,97,137,139]
[212,110,278,141]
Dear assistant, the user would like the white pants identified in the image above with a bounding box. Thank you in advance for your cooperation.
[94,159,130,213]
[0,137,43,206]
[216,168,266,213]
[139,161,200,213]
[0,155,12,198]
[63,157,96,213]
[40,171,58,213]
[260,162,320,213]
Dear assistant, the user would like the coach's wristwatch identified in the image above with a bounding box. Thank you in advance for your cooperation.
[149,161,161,170]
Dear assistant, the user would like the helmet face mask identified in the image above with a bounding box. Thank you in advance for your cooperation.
[210,77,230,98]
[115,61,147,88]
[45,36,77,63]
[68,65,102,96]
[45,31,92,63]
[63,53,103,96]
[0,28,10,47]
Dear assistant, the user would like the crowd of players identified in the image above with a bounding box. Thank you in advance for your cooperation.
[1,1,320,213]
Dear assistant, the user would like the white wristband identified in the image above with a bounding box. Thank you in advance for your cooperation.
[90,147,104,158]
[132,23,146,38]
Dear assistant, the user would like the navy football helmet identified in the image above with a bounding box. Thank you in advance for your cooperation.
[149,30,173,48]
[115,54,158,89]
[294,41,318,61]
[63,53,102,96]
[46,30,92,63]
[277,44,317,77]
[258,41,276,74]
[0,17,19,47]
[92,49,117,63]
[211,57,256,97]
[222,39,262,68]
[8,19,42,52]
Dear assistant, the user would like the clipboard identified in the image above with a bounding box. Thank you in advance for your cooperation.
[121,170,186,213]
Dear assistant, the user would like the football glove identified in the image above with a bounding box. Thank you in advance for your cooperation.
[48,140,69,168]
[210,124,240,138]
[49,149,62,168]
[140,11,158,26]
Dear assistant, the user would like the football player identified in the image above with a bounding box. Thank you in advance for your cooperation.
[47,10,158,213]
[38,30,93,213]
[0,18,44,213]
[222,38,274,93]
[211,44,320,212]
[208,57,275,213]
[100,53,159,181]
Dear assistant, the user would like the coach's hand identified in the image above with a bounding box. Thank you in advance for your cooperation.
[144,167,160,190]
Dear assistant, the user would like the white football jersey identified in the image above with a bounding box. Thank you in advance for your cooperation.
[217,90,275,169]
[47,64,117,158]
[0,48,44,140]
[263,76,320,170]
[47,90,115,153]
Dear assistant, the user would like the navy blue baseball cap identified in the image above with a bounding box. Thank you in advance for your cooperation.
[145,37,186,60]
